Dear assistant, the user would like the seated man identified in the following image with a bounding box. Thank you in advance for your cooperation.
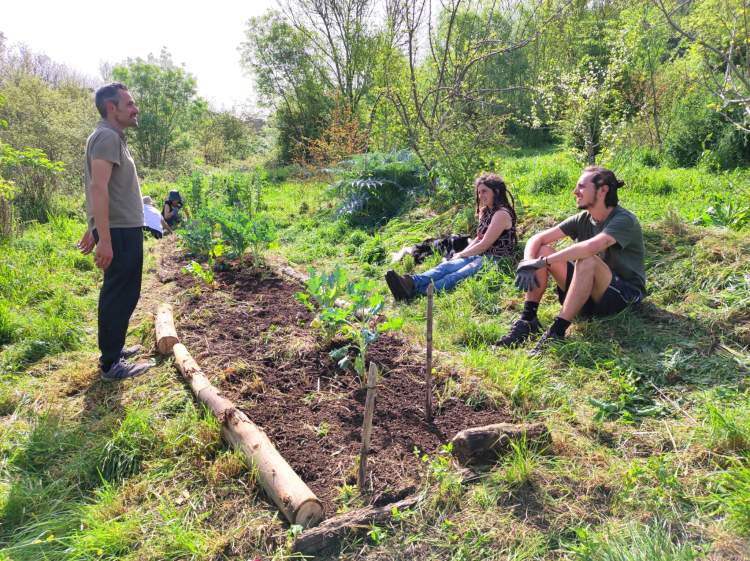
[496,166,645,356]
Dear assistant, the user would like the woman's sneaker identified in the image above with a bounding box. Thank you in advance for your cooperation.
[495,317,542,348]
[100,358,152,382]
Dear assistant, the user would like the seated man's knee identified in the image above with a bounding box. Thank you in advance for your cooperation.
[573,256,598,274]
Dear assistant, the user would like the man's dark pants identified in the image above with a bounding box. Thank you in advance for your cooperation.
[93,227,144,370]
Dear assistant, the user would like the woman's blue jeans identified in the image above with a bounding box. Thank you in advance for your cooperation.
[412,255,488,294]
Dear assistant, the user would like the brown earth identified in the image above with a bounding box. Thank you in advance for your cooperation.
[160,247,510,515]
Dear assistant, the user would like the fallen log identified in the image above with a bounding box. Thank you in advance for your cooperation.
[449,422,550,466]
[172,343,324,527]
[293,493,421,556]
[155,303,178,354]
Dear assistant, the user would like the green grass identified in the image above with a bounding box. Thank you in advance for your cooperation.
[1,149,749,559]
[0,216,98,374]
[255,148,749,557]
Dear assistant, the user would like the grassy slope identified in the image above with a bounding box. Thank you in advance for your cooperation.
[263,151,750,559]
[0,152,748,560]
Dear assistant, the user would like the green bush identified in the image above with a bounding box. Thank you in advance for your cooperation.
[179,211,214,259]
[663,91,725,168]
[332,151,429,226]
[713,126,750,171]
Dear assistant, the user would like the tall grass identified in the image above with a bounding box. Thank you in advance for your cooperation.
[569,522,701,561]
[0,215,98,374]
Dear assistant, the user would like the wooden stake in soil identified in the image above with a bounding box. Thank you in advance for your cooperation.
[425,283,434,423]
[358,361,378,492]
[172,343,324,527]
[155,303,178,355]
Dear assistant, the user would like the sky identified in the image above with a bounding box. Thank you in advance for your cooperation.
[1,0,278,111]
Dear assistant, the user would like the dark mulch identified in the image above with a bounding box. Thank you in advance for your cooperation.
[164,251,509,515]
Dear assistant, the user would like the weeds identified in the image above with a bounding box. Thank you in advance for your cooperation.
[568,522,702,561]
[701,401,750,453]
[588,362,665,423]
[708,456,750,535]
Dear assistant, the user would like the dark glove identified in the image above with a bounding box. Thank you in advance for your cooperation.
[514,257,547,292]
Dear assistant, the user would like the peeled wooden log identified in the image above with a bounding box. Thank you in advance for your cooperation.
[155,303,178,354]
[172,343,324,527]
[293,494,421,556]
[449,422,550,466]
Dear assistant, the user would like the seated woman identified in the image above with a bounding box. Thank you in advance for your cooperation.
[385,173,517,300]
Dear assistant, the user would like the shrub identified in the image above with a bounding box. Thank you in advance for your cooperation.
[663,91,724,168]
[179,212,214,259]
[297,267,403,386]
[698,188,750,231]
[331,151,429,226]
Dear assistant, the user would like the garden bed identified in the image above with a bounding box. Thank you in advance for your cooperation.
[163,249,509,515]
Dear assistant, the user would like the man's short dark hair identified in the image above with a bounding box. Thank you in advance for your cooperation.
[584,165,625,207]
[95,82,128,119]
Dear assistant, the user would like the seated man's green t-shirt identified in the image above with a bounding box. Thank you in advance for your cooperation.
[558,206,646,294]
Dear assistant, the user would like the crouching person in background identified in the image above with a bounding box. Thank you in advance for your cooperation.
[385,173,517,300]
[496,166,646,357]
[143,195,171,239]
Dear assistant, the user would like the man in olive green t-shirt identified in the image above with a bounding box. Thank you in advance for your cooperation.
[77,82,151,381]
[495,166,646,356]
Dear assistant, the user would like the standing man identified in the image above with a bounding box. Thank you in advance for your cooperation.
[495,166,646,356]
[79,82,151,380]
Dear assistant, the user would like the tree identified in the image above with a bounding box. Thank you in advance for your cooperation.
[279,0,382,114]
[240,11,333,162]
[377,0,572,200]
[0,94,65,233]
[653,0,750,132]
[112,49,206,168]
[195,110,259,164]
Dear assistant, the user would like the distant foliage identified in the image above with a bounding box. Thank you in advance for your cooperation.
[196,110,259,164]
[112,49,206,168]
[305,103,368,168]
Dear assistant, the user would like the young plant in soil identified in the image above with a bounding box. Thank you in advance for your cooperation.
[182,242,225,289]
[297,267,403,387]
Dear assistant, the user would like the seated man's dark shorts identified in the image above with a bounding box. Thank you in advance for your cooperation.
[556,262,643,317]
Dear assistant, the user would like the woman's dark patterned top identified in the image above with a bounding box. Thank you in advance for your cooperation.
[476,205,517,259]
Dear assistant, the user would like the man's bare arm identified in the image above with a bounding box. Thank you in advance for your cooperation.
[90,158,114,270]
[546,232,615,264]
[524,226,566,259]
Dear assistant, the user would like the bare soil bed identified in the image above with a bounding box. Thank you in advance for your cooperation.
[163,250,509,515]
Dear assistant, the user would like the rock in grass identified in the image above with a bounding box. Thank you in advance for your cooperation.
[449,422,550,466]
